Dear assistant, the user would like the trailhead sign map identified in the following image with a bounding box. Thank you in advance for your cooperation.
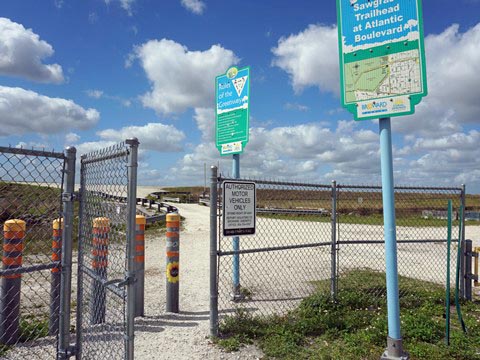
[337,0,427,120]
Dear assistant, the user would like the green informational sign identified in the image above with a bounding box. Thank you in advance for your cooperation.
[336,0,428,120]
[215,66,250,156]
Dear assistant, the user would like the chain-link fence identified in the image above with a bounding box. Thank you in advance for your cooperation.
[336,185,464,300]
[216,176,334,317]
[212,174,465,331]
[0,146,65,359]
[76,140,137,360]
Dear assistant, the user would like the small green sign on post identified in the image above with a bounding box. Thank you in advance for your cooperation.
[215,66,250,156]
[337,0,428,120]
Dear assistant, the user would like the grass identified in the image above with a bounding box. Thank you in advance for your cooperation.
[215,270,480,359]
[258,212,466,227]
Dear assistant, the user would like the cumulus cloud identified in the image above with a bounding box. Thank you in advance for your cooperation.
[131,39,238,114]
[181,0,206,15]
[194,107,215,141]
[272,24,339,94]
[169,120,380,184]
[97,122,185,152]
[0,86,99,136]
[0,18,64,83]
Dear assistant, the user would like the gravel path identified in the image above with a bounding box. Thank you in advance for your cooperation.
[135,203,262,360]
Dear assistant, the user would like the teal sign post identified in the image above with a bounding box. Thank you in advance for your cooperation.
[337,1,428,359]
[215,66,250,156]
[337,0,427,120]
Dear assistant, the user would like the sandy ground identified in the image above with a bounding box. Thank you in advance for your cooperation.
[1,201,479,360]
[135,202,263,359]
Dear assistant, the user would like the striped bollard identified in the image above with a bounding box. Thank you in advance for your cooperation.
[0,219,25,345]
[166,213,180,313]
[91,217,109,325]
[49,218,63,335]
[135,215,146,317]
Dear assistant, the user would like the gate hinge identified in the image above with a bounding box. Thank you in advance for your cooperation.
[62,192,80,202]
[58,345,76,359]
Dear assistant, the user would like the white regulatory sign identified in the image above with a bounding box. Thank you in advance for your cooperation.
[222,180,256,237]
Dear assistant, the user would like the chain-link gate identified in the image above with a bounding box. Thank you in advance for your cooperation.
[75,139,138,360]
[0,146,66,359]
[0,140,138,360]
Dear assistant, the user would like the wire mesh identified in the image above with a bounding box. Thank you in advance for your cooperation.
[0,147,65,359]
[216,179,464,326]
[76,142,129,360]
[336,185,463,298]
[217,177,333,318]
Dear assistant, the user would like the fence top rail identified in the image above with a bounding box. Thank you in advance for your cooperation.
[337,184,463,192]
[0,145,65,159]
[80,141,128,164]
[218,175,331,189]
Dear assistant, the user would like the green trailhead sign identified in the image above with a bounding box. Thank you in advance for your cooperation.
[336,0,428,120]
[215,66,250,156]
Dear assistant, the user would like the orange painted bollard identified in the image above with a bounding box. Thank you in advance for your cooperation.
[0,219,25,345]
[166,213,180,313]
[91,217,109,325]
[135,215,146,317]
[49,218,63,335]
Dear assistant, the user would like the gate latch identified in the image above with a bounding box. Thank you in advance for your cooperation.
[105,275,136,289]
[62,192,78,202]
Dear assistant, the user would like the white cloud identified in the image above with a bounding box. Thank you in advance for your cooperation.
[181,0,206,15]
[97,122,185,152]
[194,107,215,141]
[0,18,64,83]
[272,24,339,94]
[395,23,480,136]
[0,86,99,136]
[284,102,309,112]
[104,0,135,15]
[132,39,238,114]
[86,89,104,99]
[65,132,81,144]
[169,120,380,184]
[85,88,131,106]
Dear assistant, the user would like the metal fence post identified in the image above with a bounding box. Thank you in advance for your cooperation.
[465,240,473,301]
[58,146,76,360]
[50,218,63,335]
[0,219,25,345]
[460,184,466,299]
[126,138,139,360]
[330,180,337,299]
[135,215,146,317]
[210,166,219,337]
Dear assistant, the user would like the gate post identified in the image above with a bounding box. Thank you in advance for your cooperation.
[50,218,63,335]
[460,184,466,298]
[58,146,76,360]
[126,138,139,360]
[330,180,337,299]
[0,219,25,345]
[209,166,219,337]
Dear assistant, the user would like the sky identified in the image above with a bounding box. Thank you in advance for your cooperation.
[1,0,480,192]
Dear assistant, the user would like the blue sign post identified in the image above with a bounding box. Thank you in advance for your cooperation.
[216,66,251,300]
[337,1,428,359]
